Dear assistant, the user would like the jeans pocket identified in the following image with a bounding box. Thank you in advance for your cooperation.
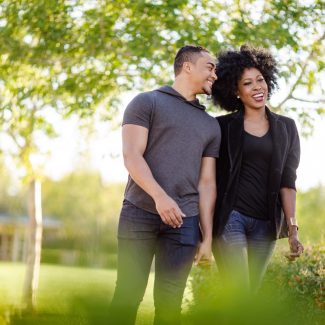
[179,216,200,247]
[224,222,243,233]
[223,210,244,233]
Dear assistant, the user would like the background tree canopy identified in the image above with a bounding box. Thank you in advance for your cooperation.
[0,0,324,119]
[0,0,324,176]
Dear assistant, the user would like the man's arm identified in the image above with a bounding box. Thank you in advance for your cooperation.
[122,124,184,228]
[280,187,304,259]
[195,157,217,265]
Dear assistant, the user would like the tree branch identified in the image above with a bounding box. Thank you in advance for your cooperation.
[291,96,325,104]
[274,31,325,110]
[6,129,24,151]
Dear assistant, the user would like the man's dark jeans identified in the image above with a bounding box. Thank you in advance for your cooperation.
[109,200,200,325]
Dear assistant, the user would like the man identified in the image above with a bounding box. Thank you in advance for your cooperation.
[109,45,221,324]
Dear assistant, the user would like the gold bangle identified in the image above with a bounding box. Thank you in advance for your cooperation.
[288,225,298,236]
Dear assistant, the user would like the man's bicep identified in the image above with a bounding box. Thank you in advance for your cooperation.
[122,124,149,156]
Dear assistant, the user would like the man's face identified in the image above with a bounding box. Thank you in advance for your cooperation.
[189,52,217,95]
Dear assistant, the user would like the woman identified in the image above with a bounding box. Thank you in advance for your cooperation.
[211,45,304,292]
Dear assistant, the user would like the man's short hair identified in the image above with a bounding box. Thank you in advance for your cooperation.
[174,45,210,76]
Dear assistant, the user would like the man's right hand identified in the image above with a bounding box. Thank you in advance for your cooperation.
[155,194,185,228]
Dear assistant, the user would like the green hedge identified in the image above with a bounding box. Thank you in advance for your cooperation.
[41,249,117,269]
[186,244,325,325]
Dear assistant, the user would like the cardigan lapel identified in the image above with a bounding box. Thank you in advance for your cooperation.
[227,110,244,171]
[267,107,289,191]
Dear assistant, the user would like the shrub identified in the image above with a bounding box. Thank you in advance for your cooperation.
[186,244,324,325]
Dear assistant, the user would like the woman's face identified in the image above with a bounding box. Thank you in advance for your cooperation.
[237,68,268,110]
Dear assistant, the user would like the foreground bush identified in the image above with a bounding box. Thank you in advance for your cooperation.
[187,244,324,325]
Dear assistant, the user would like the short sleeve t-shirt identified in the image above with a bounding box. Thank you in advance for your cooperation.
[122,86,221,216]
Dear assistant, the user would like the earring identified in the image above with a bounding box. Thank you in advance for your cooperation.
[237,96,240,99]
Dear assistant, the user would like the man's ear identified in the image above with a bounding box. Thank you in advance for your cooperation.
[183,61,192,73]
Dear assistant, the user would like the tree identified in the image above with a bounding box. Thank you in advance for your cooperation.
[0,0,324,309]
[1,0,324,120]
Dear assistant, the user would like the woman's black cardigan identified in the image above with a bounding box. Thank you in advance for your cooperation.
[213,107,300,240]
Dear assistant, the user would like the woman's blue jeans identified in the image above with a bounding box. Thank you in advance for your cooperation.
[109,200,200,325]
[213,210,276,293]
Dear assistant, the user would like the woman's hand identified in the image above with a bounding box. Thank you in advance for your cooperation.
[286,229,304,261]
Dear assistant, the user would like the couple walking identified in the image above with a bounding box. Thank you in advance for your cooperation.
[109,45,303,324]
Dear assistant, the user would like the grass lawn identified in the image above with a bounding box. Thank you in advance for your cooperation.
[0,262,155,325]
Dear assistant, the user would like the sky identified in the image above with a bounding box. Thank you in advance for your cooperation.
[39,92,325,192]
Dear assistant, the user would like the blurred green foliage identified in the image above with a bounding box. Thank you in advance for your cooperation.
[188,184,325,324]
[189,243,324,325]
[41,171,124,267]
[0,163,27,215]
[297,185,325,243]
[0,167,124,268]
[0,163,324,268]
[0,247,324,325]
[0,0,324,168]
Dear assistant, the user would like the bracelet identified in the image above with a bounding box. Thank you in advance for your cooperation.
[288,225,298,236]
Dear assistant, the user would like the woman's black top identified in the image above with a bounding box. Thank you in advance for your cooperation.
[214,108,300,239]
[234,129,273,220]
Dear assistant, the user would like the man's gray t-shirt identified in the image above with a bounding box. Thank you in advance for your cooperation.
[122,86,221,216]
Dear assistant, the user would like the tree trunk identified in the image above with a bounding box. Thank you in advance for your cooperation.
[22,179,43,311]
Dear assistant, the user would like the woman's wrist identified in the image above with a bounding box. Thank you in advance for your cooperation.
[287,216,299,237]
[288,225,298,237]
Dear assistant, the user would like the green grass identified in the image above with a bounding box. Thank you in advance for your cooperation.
[0,263,155,325]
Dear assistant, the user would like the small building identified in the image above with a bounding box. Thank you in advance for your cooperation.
[0,214,61,262]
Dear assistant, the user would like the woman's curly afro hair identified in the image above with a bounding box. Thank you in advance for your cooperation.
[211,44,278,112]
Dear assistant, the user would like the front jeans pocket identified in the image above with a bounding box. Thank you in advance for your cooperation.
[179,216,200,247]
